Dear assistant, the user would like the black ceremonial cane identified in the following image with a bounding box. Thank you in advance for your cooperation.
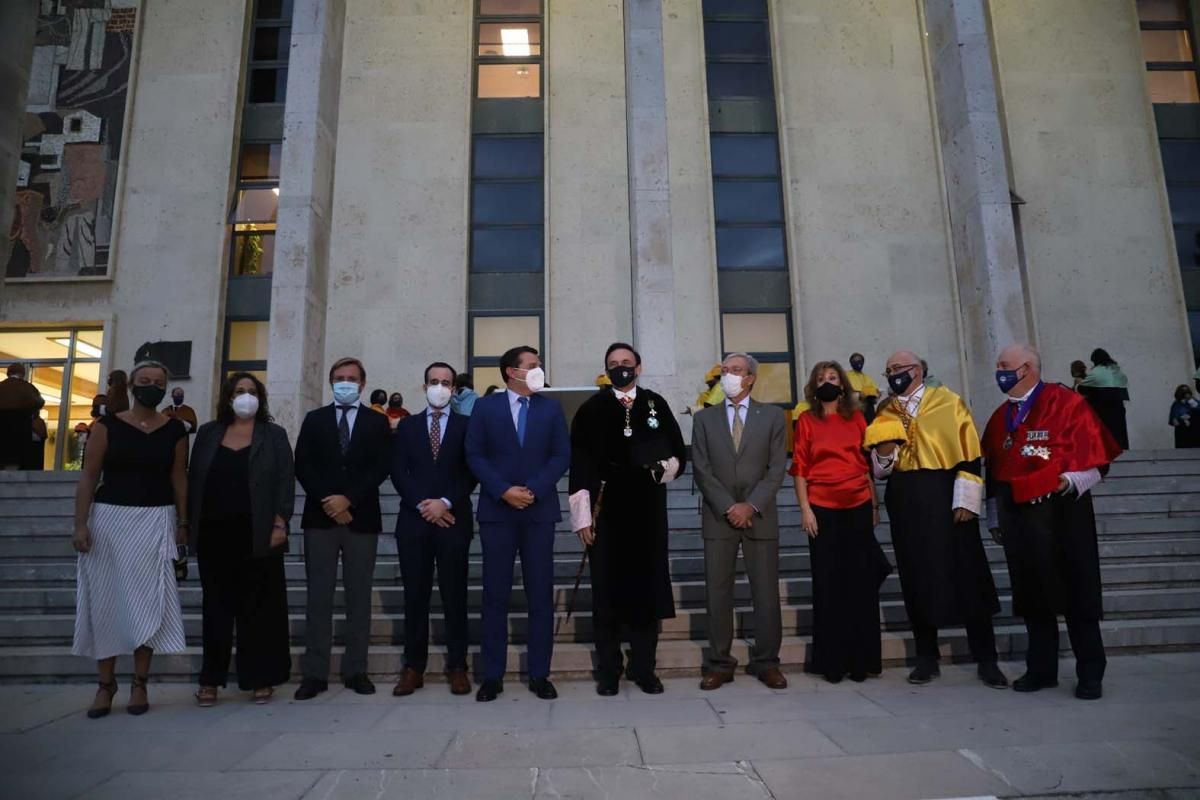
[558,481,605,636]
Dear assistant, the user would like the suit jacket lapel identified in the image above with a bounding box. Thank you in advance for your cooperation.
[249,419,267,461]
[346,403,370,454]
[715,402,738,461]
[736,399,761,460]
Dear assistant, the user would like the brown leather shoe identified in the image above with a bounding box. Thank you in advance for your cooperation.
[447,669,472,696]
[699,672,734,691]
[757,667,788,690]
[392,668,424,697]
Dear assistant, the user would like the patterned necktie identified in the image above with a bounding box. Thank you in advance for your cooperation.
[338,405,352,455]
[620,395,633,408]
[731,403,744,451]
[517,397,529,446]
[430,409,443,461]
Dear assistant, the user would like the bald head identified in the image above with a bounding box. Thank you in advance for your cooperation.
[884,351,924,396]
[996,343,1042,396]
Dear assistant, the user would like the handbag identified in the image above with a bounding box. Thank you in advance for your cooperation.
[174,545,189,582]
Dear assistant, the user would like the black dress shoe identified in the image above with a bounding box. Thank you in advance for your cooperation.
[343,674,376,695]
[633,674,664,695]
[824,672,844,685]
[1074,679,1103,700]
[293,679,328,701]
[977,662,1009,689]
[476,679,503,702]
[528,677,558,699]
[907,664,940,685]
[1012,673,1059,693]
[848,672,867,683]
[596,676,620,696]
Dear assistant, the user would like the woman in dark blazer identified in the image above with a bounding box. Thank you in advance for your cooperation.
[188,372,294,705]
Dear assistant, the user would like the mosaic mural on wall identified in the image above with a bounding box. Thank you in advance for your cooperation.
[7,1,137,278]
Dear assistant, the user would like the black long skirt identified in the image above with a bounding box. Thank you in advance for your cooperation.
[805,501,891,679]
[198,518,291,689]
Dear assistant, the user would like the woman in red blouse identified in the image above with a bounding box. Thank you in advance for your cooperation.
[791,360,890,683]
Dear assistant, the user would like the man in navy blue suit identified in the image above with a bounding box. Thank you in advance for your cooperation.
[391,362,477,698]
[465,345,570,702]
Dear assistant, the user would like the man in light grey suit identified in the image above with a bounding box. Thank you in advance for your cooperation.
[691,352,789,690]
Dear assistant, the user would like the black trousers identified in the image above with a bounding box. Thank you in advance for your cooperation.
[594,617,659,681]
[913,619,997,667]
[396,526,471,673]
[1025,616,1106,682]
[198,523,291,690]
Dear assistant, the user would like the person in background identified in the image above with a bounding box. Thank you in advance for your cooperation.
[106,370,130,415]
[866,352,1006,689]
[385,392,408,432]
[1070,360,1088,389]
[369,390,389,416]
[920,359,943,388]
[450,373,479,416]
[390,362,477,698]
[71,361,188,718]
[1170,384,1200,449]
[983,344,1121,700]
[846,353,881,422]
[465,346,570,702]
[0,364,45,470]
[292,357,392,700]
[189,372,294,706]
[483,385,500,397]
[792,361,889,683]
[693,364,725,412]
[593,372,612,389]
[691,353,789,691]
[1076,348,1130,449]
[162,387,199,434]
[1193,365,1200,395]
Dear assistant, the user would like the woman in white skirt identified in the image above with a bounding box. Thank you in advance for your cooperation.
[73,361,189,718]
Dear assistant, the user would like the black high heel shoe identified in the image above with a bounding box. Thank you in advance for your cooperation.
[87,679,118,719]
[127,674,150,716]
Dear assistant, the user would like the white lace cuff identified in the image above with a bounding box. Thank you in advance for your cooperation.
[871,449,896,479]
[569,489,591,532]
[952,473,983,515]
[1063,468,1102,499]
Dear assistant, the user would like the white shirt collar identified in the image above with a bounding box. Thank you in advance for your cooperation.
[1007,380,1042,403]
[614,385,638,402]
[899,383,925,406]
[724,395,750,410]
[506,388,528,407]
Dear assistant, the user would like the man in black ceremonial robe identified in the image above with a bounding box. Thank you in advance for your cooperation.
[569,342,686,696]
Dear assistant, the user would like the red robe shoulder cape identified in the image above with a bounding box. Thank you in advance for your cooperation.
[982,382,1122,504]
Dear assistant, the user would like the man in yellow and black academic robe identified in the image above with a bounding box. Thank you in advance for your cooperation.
[569,343,686,696]
[865,351,1007,688]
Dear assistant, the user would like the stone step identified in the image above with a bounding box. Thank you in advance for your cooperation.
[4,615,1198,681]
[5,586,1199,647]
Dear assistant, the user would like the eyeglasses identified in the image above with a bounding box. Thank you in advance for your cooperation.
[883,363,918,377]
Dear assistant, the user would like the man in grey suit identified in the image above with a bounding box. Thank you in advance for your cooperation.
[691,352,789,690]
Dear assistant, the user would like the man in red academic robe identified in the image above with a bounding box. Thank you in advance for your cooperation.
[982,344,1122,700]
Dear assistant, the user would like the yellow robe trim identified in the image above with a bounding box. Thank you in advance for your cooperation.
[847,370,880,398]
[866,385,983,483]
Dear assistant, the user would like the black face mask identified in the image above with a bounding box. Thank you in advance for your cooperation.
[849,360,864,372]
[814,382,842,403]
[607,365,637,389]
[131,384,167,409]
[172,393,184,406]
[388,398,404,409]
[888,370,915,396]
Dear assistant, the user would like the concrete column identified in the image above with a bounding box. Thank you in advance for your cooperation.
[625,0,678,389]
[0,1,38,300]
[923,0,1030,405]
[268,0,346,435]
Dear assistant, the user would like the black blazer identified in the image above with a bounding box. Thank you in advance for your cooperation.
[391,409,477,537]
[187,420,295,558]
[294,403,392,533]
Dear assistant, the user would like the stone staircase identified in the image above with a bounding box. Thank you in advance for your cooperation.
[1,450,1198,681]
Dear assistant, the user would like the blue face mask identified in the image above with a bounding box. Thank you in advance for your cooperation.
[995,367,1023,394]
[332,381,361,406]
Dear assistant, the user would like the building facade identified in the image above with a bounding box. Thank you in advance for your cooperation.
[0,0,1195,468]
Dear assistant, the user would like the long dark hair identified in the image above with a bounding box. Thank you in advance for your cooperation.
[1091,348,1117,367]
[803,360,857,421]
[216,372,271,424]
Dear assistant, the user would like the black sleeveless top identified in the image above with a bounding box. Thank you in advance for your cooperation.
[202,445,253,522]
[94,415,187,507]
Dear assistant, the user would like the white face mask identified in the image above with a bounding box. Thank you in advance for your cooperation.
[426,384,452,409]
[231,393,259,420]
[720,372,744,398]
[522,367,546,394]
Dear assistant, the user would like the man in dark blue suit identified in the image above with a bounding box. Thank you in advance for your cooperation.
[465,345,570,701]
[390,362,477,697]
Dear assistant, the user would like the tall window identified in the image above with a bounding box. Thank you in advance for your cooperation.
[467,0,545,390]
[702,0,795,403]
[222,0,293,379]
[1138,0,1200,356]
[0,328,104,470]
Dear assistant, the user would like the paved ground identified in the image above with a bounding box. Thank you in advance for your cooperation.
[3,654,1200,800]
